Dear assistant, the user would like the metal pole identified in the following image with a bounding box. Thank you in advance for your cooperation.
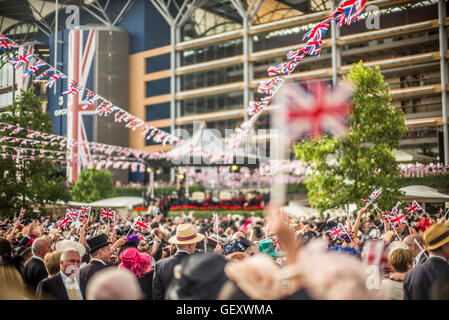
[331,0,340,86]
[54,0,58,94]
[439,0,449,165]
[243,15,249,122]
[170,25,177,183]
[12,64,15,105]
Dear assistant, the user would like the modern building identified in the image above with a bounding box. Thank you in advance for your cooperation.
[1,0,448,183]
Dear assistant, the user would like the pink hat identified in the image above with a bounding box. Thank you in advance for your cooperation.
[119,248,152,278]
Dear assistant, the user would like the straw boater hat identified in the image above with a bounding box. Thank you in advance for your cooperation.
[168,224,204,245]
[423,223,449,251]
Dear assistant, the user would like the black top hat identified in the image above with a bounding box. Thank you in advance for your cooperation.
[86,234,110,253]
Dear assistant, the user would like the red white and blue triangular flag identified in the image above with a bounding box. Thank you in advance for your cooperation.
[9,53,34,70]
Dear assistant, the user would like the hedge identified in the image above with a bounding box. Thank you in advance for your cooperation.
[116,184,205,198]
[168,210,264,219]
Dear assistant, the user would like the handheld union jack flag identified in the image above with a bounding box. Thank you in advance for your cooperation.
[19,208,25,220]
[58,215,72,229]
[0,39,18,51]
[275,80,352,141]
[135,217,149,231]
[387,209,407,228]
[405,200,420,216]
[329,224,346,241]
[22,60,46,77]
[100,208,116,221]
[363,187,383,208]
[9,53,34,70]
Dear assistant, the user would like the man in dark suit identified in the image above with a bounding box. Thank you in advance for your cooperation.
[404,223,449,300]
[80,234,112,281]
[153,224,204,300]
[404,234,428,267]
[36,248,88,300]
[22,237,51,295]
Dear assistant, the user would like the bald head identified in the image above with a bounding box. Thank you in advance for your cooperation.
[86,269,143,300]
[32,238,51,259]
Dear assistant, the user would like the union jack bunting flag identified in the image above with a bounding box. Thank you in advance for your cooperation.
[83,91,99,109]
[63,81,83,95]
[46,71,66,88]
[9,53,34,70]
[0,39,18,51]
[302,18,331,41]
[257,84,276,95]
[22,60,46,77]
[305,39,323,56]
[34,67,55,82]
[248,101,262,116]
[267,62,295,76]
[274,80,352,140]
[286,48,307,61]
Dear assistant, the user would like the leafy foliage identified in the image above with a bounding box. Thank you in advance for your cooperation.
[71,168,117,202]
[0,88,69,216]
[293,62,408,214]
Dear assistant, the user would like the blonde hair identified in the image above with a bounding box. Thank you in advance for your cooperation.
[226,252,249,261]
[389,248,413,273]
[44,250,62,276]
[0,264,29,299]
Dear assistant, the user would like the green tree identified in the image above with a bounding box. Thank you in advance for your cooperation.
[0,88,69,216]
[71,168,117,202]
[293,62,408,214]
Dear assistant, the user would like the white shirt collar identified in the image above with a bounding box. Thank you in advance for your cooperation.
[91,258,106,265]
[60,271,80,289]
[428,255,448,262]
[32,255,45,263]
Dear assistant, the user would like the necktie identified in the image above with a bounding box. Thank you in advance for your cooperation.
[69,279,78,300]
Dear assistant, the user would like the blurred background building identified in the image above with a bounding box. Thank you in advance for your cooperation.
[0,0,448,183]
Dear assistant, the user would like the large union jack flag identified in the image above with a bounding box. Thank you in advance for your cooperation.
[275,81,352,140]
[67,29,97,182]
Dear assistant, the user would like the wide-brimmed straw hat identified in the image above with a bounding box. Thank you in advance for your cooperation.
[423,223,449,251]
[168,224,204,245]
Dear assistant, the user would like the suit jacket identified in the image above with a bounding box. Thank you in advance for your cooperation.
[22,257,48,294]
[79,260,110,281]
[36,273,88,300]
[404,256,449,300]
[152,251,190,300]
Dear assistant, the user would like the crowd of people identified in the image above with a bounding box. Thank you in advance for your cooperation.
[0,201,449,300]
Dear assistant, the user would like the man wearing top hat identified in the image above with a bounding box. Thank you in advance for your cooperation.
[404,223,449,300]
[79,233,113,281]
[152,224,204,300]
